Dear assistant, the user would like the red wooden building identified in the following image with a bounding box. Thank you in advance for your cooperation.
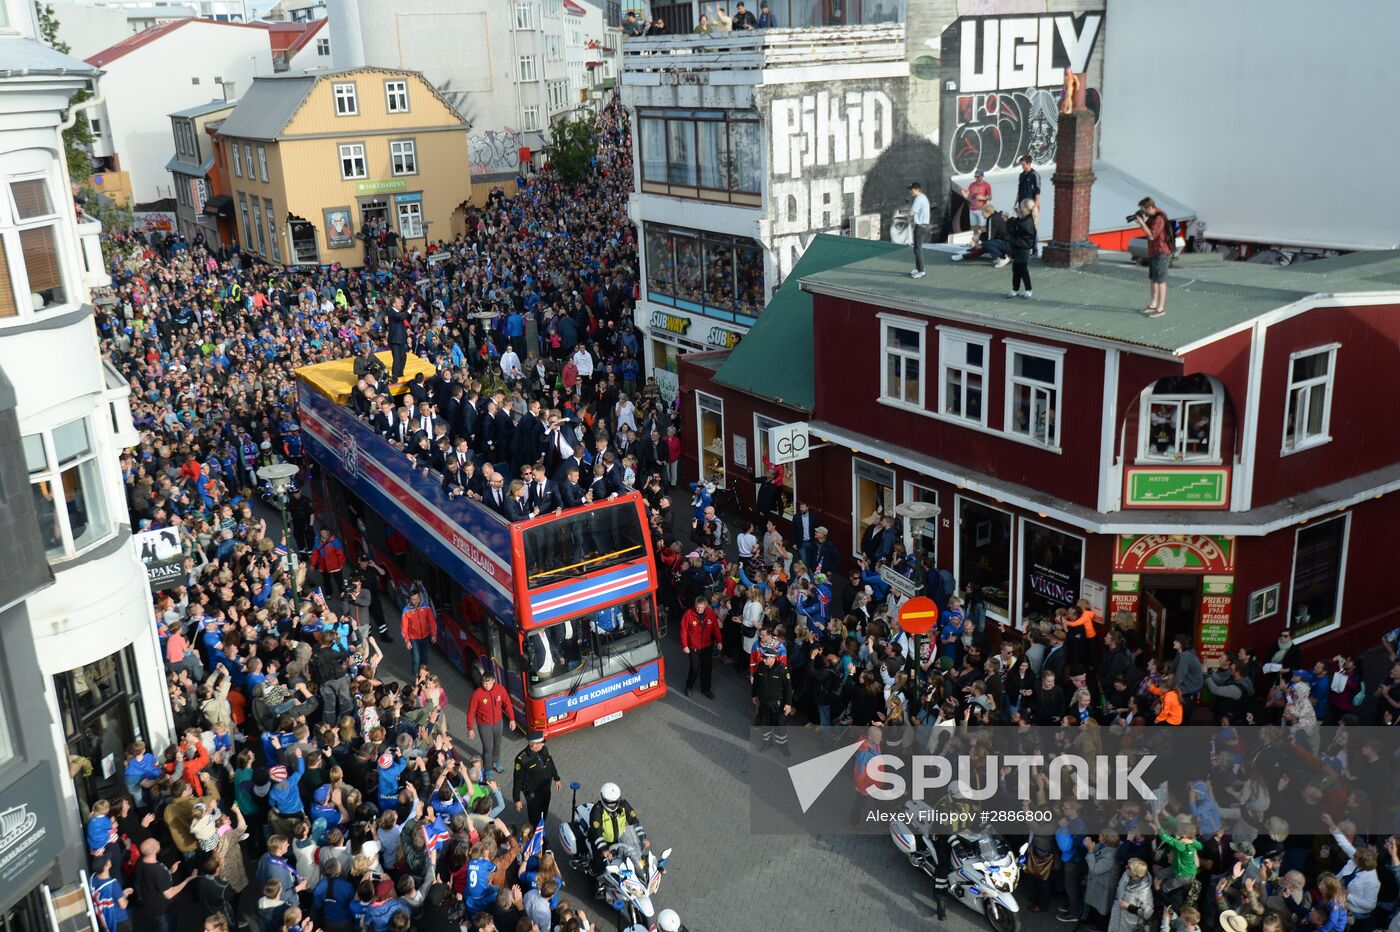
[682,234,1400,662]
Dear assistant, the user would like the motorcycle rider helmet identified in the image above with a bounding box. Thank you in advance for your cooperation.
[600,782,622,810]
[657,909,683,932]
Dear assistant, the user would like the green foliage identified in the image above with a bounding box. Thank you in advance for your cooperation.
[549,112,599,184]
[35,2,96,186]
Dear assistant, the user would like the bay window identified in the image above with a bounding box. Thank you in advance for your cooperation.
[1005,340,1063,449]
[643,223,764,321]
[24,418,112,560]
[3,175,71,316]
[879,314,925,408]
[1140,373,1222,461]
[637,109,762,202]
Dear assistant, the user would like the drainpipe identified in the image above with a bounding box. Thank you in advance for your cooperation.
[59,74,105,132]
[509,0,525,165]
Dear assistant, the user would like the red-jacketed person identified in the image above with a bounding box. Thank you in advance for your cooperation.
[400,587,437,676]
[467,668,517,774]
[680,595,722,699]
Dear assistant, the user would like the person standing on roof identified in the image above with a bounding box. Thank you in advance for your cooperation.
[908,181,931,279]
[1135,197,1173,318]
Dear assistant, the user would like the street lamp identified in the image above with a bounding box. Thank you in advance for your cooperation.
[257,462,300,579]
[896,500,941,559]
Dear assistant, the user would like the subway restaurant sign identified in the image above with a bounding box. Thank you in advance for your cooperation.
[1114,535,1236,574]
[356,179,409,194]
[1124,466,1229,508]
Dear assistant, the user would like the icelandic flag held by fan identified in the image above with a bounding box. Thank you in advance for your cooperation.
[521,814,546,865]
[273,543,288,558]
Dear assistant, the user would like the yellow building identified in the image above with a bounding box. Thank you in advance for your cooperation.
[217,67,471,268]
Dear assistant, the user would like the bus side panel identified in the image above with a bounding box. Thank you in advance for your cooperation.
[299,381,517,624]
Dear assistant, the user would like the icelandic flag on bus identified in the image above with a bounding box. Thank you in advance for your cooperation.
[521,814,546,865]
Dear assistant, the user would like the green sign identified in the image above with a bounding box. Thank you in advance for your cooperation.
[1124,467,1229,508]
[356,179,408,194]
[1199,624,1229,645]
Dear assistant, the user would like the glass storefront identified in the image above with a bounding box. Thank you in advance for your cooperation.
[1020,519,1084,627]
[55,648,147,819]
[957,498,1012,623]
[1290,514,1349,638]
[697,391,725,486]
[754,414,797,518]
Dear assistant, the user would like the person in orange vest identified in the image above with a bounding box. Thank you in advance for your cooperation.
[1065,597,1098,670]
[309,529,347,597]
[400,587,438,676]
[1146,673,1184,725]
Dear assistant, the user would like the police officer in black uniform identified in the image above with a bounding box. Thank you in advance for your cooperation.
[512,731,561,825]
[752,646,794,756]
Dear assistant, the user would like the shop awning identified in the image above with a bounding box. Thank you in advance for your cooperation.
[203,194,232,217]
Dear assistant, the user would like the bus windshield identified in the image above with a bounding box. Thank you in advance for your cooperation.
[524,596,658,698]
[522,500,648,585]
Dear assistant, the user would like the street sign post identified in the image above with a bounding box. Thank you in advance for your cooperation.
[898,595,940,678]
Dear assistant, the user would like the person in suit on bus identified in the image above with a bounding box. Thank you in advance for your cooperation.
[476,399,500,461]
[512,399,546,475]
[440,383,463,439]
[455,390,479,446]
[504,480,536,523]
[553,447,586,487]
[527,465,561,515]
[484,468,508,514]
[559,465,588,510]
[371,398,397,439]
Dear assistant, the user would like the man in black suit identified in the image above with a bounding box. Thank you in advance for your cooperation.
[410,402,437,446]
[792,501,817,568]
[558,465,588,509]
[476,400,500,461]
[429,366,455,408]
[493,404,515,465]
[439,384,463,440]
[484,470,508,514]
[385,296,410,381]
[462,459,486,501]
[407,372,430,406]
[527,464,560,514]
[455,389,479,446]
[553,449,585,487]
[512,399,545,475]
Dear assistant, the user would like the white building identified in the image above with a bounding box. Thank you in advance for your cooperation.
[0,0,174,867]
[329,0,616,187]
[86,17,273,204]
[622,21,909,375]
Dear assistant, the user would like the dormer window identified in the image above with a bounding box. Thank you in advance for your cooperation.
[1139,373,1223,462]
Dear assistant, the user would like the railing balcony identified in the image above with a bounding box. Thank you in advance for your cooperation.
[622,21,904,79]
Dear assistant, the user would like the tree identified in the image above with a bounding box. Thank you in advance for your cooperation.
[548,112,598,184]
[36,2,95,186]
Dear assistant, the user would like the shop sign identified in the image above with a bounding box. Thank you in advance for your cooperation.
[649,310,691,335]
[1109,573,1139,618]
[1114,535,1235,574]
[1123,467,1230,509]
[733,436,749,468]
[355,178,408,194]
[1027,566,1076,608]
[135,527,184,590]
[0,761,65,890]
[1198,574,1234,667]
[768,421,810,464]
[706,326,741,349]
[651,367,678,405]
[1081,578,1106,616]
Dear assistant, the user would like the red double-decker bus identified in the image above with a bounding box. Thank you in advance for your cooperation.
[296,363,666,735]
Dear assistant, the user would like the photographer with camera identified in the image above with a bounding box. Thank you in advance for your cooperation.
[1133,197,1173,318]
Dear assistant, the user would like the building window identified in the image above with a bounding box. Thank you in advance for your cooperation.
[957,497,1013,624]
[257,144,268,182]
[1139,373,1222,462]
[23,418,112,560]
[251,197,265,253]
[385,80,409,113]
[521,106,540,132]
[696,391,725,486]
[390,139,417,176]
[643,222,764,321]
[1283,344,1337,453]
[637,109,762,199]
[4,176,70,315]
[1019,519,1084,628]
[316,37,330,56]
[54,648,149,825]
[1005,340,1064,449]
[879,315,925,408]
[238,192,251,244]
[1289,513,1349,640]
[938,327,990,426]
[515,0,533,29]
[265,198,279,261]
[338,143,367,179]
[397,198,423,239]
[753,414,796,518]
[231,142,242,177]
[91,117,103,135]
[518,55,537,82]
[243,144,253,178]
[333,82,359,116]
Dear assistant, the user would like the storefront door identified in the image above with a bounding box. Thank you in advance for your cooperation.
[54,648,148,820]
[1141,575,1200,658]
[696,392,726,486]
[851,459,895,559]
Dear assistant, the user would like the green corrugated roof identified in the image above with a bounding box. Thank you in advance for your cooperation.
[801,247,1400,356]
[712,234,906,411]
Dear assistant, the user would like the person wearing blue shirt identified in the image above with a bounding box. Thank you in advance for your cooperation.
[124,743,161,807]
[267,751,307,827]
[1054,805,1088,923]
[88,858,130,932]
[377,751,407,811]
[462,854,500,913]
[311,859,357,930]
[85,800,116,862]
[310,783,344,832]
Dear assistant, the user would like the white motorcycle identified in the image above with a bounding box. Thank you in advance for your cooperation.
[890,802,1024,932]
[559,782,673,930]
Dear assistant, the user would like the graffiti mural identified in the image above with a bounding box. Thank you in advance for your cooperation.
[760,79,941,284]
[941,11,1104,174]
[468,127,523,177]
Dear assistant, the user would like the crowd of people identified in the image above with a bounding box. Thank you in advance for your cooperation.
[86,101,690,932]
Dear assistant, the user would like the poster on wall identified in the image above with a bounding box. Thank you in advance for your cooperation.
[135,527,184,590]
[1021,521,1084,625]
[1247,584,1280,624]
[1198,575,1234,667]
[1110,573,1140,619]
[651,367,678,405]
[134,211,176,234]
[323,207,355,249]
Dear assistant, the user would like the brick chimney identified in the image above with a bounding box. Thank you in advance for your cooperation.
[1042,72,1098,269]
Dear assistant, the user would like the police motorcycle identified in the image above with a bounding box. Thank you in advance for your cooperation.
[889,800,1025,932]
[558,782,673,930]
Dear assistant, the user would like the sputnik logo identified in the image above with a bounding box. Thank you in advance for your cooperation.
[786,741,863,814]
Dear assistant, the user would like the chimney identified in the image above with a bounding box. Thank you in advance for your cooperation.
[1042,72,1098,269]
